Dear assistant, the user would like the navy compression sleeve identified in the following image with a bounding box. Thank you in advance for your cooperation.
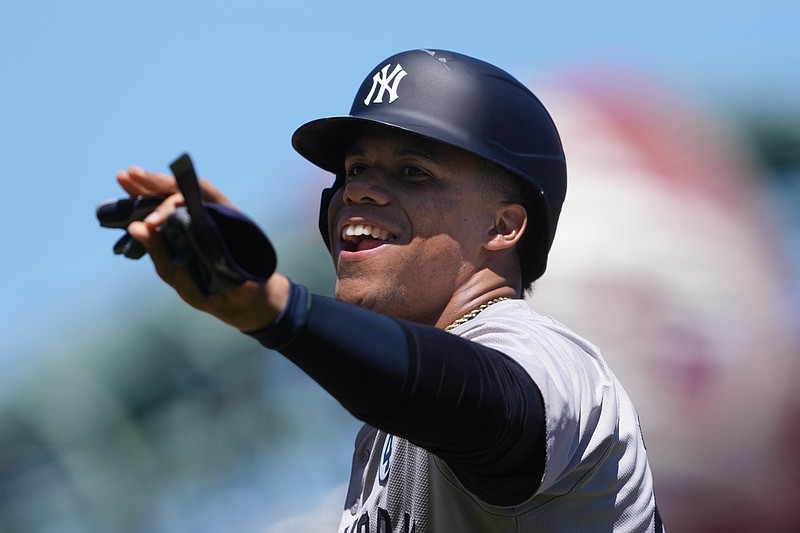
[248,282,546,504]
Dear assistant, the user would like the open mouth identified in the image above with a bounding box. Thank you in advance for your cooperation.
[340,223,396,252]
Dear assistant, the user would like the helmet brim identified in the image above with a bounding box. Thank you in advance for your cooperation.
[292,116,400,176]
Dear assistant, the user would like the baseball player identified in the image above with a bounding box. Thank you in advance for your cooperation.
[101,49,663,531]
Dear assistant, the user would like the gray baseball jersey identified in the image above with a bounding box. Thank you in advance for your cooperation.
[339,299,659,532]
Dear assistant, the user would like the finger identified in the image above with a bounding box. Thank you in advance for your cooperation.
[128,221,207,302]
[119,165,180,197]
[128,220,192,288]
[127,221,172,278]
[197,177,234,207]
[118,165,235,208]
[138,192,186,228]
[116,166,162,197]
[116,168,149,197]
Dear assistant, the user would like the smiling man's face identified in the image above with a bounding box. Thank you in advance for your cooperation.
[325,125,509,325]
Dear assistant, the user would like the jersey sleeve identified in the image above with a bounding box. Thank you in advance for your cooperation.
[247,282,545,505]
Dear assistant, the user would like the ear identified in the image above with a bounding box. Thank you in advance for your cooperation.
[485,203,527,252]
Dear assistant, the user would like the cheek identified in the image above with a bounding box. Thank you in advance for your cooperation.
[410,234,467,279]
[418,203,488,248]
[325,189,345,242]
[410,195,461,234]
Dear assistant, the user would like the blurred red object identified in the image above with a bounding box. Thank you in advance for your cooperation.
[530,67,800,532]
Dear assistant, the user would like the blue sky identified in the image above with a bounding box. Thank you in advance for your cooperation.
[1,0,798,371]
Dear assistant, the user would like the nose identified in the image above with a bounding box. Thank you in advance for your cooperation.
[341,170,391,206]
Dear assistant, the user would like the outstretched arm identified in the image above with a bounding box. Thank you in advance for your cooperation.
[109,166,544,505]
[251,282,546,506]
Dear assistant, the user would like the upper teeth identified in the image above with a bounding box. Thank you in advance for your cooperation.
[342,224,390,241]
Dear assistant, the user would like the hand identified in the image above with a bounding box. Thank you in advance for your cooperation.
[116,165,289,332]
[116,164,233,210]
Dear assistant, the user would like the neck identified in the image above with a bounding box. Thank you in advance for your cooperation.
[434,272,519,330]
[444,296,511,331]
[432,259,521,329]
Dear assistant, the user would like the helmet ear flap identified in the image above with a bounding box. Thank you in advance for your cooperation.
[318,174,345,250]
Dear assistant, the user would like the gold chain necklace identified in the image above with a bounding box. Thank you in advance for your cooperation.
[444,297,511,332]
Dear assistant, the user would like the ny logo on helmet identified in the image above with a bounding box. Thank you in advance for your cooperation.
[364,63,407,106]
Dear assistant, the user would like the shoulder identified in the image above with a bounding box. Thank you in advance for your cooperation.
[453,299,608,376]
[452,298,618,429]
[455,300,642,493]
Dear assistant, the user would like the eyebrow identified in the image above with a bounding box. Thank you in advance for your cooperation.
[395,146,441,164]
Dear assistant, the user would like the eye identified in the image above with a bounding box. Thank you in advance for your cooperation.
[400,166,433,182]
[346,164,367,177]
[402,166,424,176]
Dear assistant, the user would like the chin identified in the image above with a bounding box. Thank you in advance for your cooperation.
[335,279,385,307]
[335,278,409,318]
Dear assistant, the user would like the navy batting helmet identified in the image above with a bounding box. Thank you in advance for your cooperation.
[292,49,567,283]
